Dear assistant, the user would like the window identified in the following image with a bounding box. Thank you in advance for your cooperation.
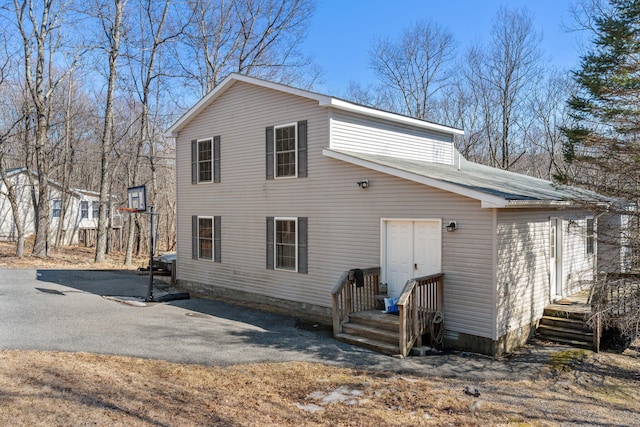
[275,124,296,177]
[80,201,89,219]
[191,136,220,184]
[266,217,307,273]
[586,217,595,255]
[266,120,307,179]
[198,217,213,260]
[276,218,297,270]
[191,215,221,262]
[52,199,61,218]
[92,201,99,219]
[198,140,212,182]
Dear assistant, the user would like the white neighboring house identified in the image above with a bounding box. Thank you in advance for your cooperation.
[167,74,609,355]
[0,167,122,246]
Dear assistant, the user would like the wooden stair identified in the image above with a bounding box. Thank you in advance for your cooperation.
[537,305,593,349]
[335,310,401,355]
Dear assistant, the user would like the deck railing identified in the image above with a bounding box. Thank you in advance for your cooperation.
[397,273,444,357]
[331,267,381,335]
[591,272,640,351]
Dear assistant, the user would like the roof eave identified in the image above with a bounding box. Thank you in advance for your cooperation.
[166,73,333,137]
[166,73,465,138]
[322,98,465,136]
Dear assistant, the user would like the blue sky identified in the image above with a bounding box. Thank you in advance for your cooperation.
[304,0,583,95]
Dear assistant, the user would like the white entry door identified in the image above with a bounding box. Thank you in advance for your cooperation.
[385,220,442,298]
[550,218,563,299]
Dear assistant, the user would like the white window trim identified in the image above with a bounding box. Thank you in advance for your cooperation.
[198,215,214,260]
[91,201,99,220]
[586,216,596,256]
[52,199,61,218]
[80,201,89,219]
[274,123,298,179]
[197,137,214,183]
[274,216,298,272]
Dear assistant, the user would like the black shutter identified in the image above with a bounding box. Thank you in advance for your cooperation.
[297,120,307,178]
[213,136,221,183]
[298,217,308,274]
[266,126,274,180]
[192,215,198,259]
[266,217,274,269]
[214,215,221,263]
[191,140,198,184]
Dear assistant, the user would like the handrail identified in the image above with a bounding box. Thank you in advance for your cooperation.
[331,267,381,335]
[591,272,640,351]
[397,273,444,357]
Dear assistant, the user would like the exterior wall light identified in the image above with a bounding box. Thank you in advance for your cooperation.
[357,180,369,189]
[446,221,457,232]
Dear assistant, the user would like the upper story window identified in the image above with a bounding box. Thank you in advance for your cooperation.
[275,124,297,178]
[52,199,61,218]
[198,139,212,182]
[80,201,89,219]
[92,201,99,219]
[191,136,221,184]
[266,120,307,180]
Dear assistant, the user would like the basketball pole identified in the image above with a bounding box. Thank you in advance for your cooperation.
[146,206,154,302]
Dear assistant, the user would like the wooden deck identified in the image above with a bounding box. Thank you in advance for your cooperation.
[546,289,591,319]
[538,289,594,349]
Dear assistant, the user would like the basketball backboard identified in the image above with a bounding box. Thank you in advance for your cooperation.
[127,185,147,212]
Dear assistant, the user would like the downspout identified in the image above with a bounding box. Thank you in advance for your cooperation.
[491,208,498,342]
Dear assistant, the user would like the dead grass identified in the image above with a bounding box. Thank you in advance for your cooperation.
[0,240,149,270]
[0,240,639,426]
[0,351,638,426]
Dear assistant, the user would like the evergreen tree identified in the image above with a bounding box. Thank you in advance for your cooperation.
[562,0,640,342]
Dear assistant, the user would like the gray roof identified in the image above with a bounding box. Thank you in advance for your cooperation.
[325,149,606,207]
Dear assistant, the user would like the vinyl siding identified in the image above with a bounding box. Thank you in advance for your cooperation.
[175,81,496,339]
[329,110,454,164]
[0,172,89,245]
[496,209,595,337]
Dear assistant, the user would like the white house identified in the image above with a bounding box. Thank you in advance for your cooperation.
[0,167,122,247]
[167,74,605,355]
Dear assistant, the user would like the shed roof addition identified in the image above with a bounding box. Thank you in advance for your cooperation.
[323,148,606,209]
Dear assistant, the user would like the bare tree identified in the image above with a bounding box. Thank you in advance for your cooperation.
[464,6,543,170]
[368,20,456,120]
[11,0,79,256]
[177,0,317,96]
[121,0,179,265]
[91,0,125,263]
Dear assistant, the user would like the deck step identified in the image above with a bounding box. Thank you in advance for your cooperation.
[335,333,401,356]
[348,310,399,332]
[543,307,590,321]
[536,334,593,349]
[342,322,399,345]
[537,324,593,341]
[539,315,591,330]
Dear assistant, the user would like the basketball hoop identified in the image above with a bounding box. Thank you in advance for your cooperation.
[116,207,140,213]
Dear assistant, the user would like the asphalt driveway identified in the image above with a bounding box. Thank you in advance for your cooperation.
[0,268,564,380]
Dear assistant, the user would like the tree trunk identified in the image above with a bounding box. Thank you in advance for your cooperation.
[95,0,124,263]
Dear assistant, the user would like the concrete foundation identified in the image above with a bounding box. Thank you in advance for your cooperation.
[177,279,333,325]
[178,278,537,357]
[444,322,536,356]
